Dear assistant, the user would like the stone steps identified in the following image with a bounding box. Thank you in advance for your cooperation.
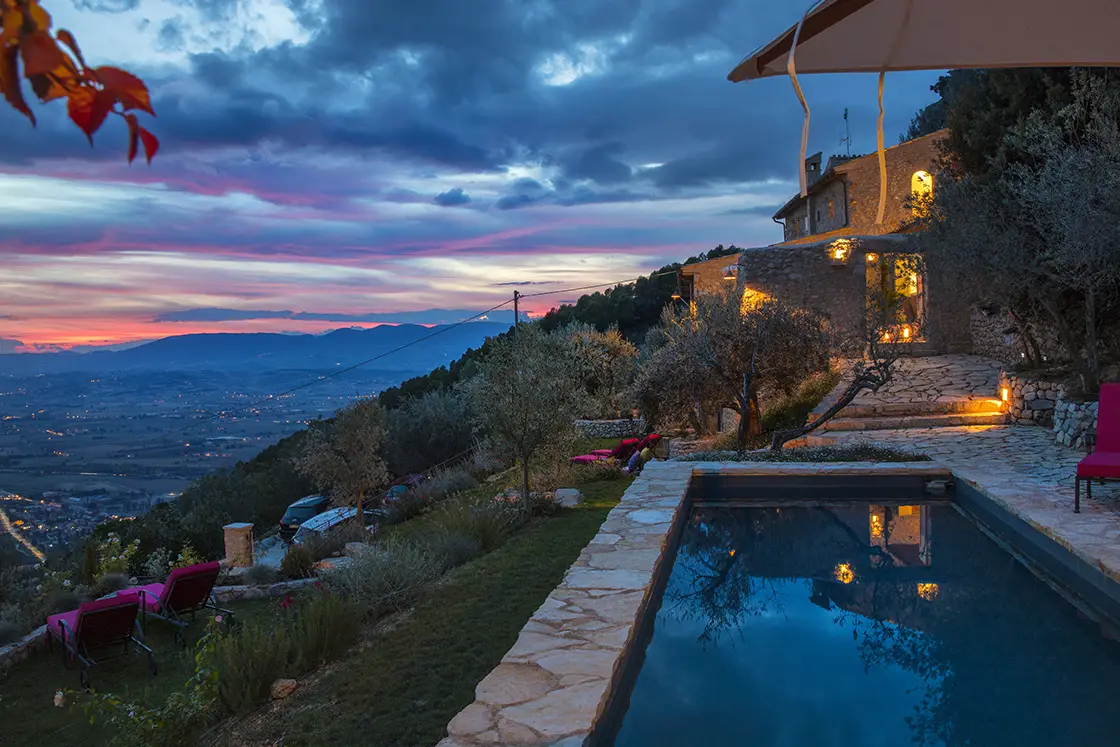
[837,398,1002,418]
[819,411,1008,432]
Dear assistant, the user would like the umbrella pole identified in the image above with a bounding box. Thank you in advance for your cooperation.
[788,5,812,199]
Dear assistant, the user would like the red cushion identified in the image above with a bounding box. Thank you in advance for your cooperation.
[610,439,640,458]
[1077,450,1120,479]
[570,454,607,465]
[590,449,614,457]
[47,593,139,644]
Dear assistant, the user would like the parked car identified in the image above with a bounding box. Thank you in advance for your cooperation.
[279,494,331,541]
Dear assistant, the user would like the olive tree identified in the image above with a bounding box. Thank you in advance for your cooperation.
[634,289,830,451]
[564,323,640,418]
[769,275,920,450]
[920,72,1120,393]
[294,398,390,521]
[465,325,584,513]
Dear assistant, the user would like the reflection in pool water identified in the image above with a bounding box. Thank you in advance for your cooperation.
[607,504,1120,747]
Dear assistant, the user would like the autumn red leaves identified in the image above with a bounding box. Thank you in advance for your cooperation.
[1,0,158,162]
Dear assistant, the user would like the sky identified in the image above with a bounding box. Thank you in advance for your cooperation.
[0,0,942,351]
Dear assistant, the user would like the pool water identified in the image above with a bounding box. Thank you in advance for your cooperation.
[605,503,1120,747]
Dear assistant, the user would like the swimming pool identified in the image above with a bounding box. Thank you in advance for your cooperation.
[598,498,1120,747]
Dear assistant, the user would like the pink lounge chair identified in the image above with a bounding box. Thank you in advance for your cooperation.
[46,593,155,689]
[131,561,233,645]
[1075,382,1120,513]
[570,434,661,465]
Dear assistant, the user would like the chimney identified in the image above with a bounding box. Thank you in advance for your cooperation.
[804,152,823,186]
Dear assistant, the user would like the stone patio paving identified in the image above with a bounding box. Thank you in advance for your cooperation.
[847,354,1002,406]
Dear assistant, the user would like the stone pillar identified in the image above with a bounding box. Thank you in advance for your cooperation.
[224,522,254,567]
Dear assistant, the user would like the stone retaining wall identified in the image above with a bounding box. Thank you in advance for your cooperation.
[998,372,1060,427]
[666,437,718,459]
[574,418,646,439]
[1053,400,1099,451]
[0,624,46,672]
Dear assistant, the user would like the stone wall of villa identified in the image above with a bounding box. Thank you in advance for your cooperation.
[1053,400,1099,451]
[736,238,972,356]
[998,372,1060,427]
[970,306,1064,366]
[574,418,646,439]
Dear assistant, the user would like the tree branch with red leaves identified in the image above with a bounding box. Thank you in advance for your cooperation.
[1,0,158,162]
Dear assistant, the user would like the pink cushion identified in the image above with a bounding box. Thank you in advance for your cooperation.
[47,592,140,643]
[570,454,606,465]
[134,583,166,612]
[590,449,614,457]
[1078,450,1120,479]
[1096,383,1120,453]
[46,609,80,641]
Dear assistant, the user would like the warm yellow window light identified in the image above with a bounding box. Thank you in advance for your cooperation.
[866,252,878,263]
[902,326,911,340]
[829,238,852,265]
[834,563,855,584]
[1001,387,1010,402]
[882,331,891,342]
[917,582,940,601]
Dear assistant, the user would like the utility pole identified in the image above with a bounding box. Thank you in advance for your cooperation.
[840,108,852,157]
[513,290,521,334]
[512,289,529,513]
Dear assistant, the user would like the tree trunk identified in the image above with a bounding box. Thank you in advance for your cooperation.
[770,376,868,451]
[1007,308,1042,367]
[1084,288,1101,394]
[521,458,531,517]
[1036,292,1082,376]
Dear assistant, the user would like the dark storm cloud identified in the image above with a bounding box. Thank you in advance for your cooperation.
[157,18,188,51]
[4,0,941,199]
[434,187,471,206]
[560,143,633,185]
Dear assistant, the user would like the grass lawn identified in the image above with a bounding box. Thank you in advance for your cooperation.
[0,598,279,747]
[219,475,633,747]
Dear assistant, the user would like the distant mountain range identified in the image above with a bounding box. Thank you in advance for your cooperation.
[0,323,512,376]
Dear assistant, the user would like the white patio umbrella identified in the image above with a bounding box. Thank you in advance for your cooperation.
[729,0,1120,223]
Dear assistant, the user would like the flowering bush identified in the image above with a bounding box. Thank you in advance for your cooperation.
[96,533,141,577]
[170,543,204,571]
[141,547,171,581]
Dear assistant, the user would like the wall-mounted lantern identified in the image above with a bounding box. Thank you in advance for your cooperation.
[829,238,853,266]
[865,252,879,264]
[722,264,738,282]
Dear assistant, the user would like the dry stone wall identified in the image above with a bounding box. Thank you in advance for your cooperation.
[1053,400,1099,451]
[998,372,1060,426]
[574,419,646,439]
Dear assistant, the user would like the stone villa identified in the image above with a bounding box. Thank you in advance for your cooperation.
[680,130,983,356]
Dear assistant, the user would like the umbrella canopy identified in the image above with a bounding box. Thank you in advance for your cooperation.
[729,0,1120,83]
[728,0,1120,222]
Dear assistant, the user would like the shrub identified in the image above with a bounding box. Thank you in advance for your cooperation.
[207,590,359,715]
[675,443,930,463]
[96,532,141,577]
[0,620,21,645]
[243,565,279,586]
[325,538,442,618]
[415,465,478,504]
[92,573,131,597]
[171,542,205,570]
[42,588,84,616]
[428,498,522,553]
[421,533,482,573]
[141,547,172,581]
[280,545,315,580]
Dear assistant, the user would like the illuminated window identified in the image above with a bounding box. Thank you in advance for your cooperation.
[911,170,933,216]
